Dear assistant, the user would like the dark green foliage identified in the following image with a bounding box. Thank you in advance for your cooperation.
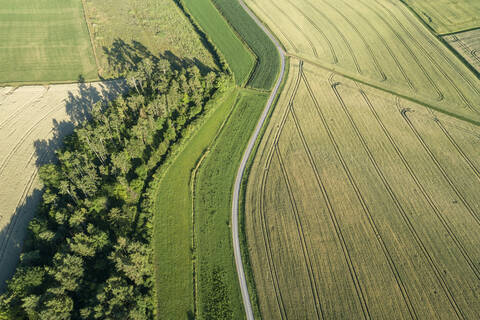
[212,0,280,90]
[0,45,226,319]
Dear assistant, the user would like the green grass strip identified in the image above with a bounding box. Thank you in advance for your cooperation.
[153,87,239,319]
[194,90,269,319]
[212,0,280,90]
[181,0,255,86]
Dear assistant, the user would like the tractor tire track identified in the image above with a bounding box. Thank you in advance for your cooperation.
[337,0,416,91]
[353,83,480,297]
[325,75,417,320]
[257,63,304,319]
[318,0,387,82]
[394,2,480,97]
[0,152,46,263]
[302,0,362,74]
[302,70,371,320]
[451,35,480,66]
[0,100,66,177]
[270,2,318,58]
[357,0,444,102]
[283,0,337,64]
[374,0,478,113]
[398,100,480,227]
[275,146,324,320]
[0,87,48,130]
[329,77,464,319]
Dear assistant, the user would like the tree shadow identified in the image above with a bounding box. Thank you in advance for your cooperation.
[0,38,212,293]
[103,38,214,75]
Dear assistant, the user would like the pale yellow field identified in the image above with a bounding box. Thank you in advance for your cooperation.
[246,59,480,319]
[0,81,125,290]
[245,0,480,123]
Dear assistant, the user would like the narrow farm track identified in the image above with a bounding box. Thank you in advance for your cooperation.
[232,1,286,319]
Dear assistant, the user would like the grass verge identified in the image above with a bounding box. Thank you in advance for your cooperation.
[194,90,269,319]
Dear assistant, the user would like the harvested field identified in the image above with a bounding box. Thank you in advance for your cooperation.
[444,29,480,73]
[245,58,480,319]
[245,0,480,123]
[402,0,480,34]
[0,80,125,291]
[0,0,97,84]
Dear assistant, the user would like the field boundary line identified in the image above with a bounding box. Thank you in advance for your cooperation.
[256,63,303,319]
[373,0,479,113]
[288,58,480,127]
[231,0,286,318]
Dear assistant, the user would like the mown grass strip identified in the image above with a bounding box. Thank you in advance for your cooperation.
[153,87,239,319]
[194,90,269,319]
[212,0,280,90]
[181,0,255,86]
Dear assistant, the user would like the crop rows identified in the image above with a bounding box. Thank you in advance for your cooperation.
[245,59,480,319]
[245,0,480,122]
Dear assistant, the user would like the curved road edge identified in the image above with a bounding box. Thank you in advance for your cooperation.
[232,2,286,319]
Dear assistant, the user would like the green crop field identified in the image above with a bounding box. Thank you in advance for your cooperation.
[212,0,280,89]
[0,0,97,84]
[444,29,480,73]
[246,59,480,319]
[402,0,480,34]
[246,0,480,124]
[182,0,255,86]
[83,0,217,77]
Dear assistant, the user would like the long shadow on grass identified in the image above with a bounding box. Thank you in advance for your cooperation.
[0,40,215,293]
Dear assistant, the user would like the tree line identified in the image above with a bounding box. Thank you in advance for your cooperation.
[0,51,228,319]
